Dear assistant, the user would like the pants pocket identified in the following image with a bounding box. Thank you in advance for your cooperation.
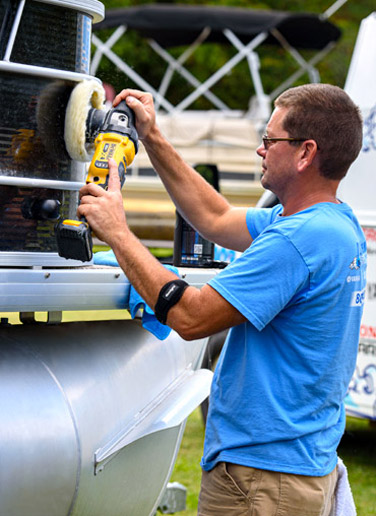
[278,469,337,516]
[225,463,263,500]
[198,463,250,516]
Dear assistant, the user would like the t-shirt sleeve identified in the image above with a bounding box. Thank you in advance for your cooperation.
[208,228,309,330]
[246,205,283,240]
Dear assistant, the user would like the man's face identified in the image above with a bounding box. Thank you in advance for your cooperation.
[256,107,300,196]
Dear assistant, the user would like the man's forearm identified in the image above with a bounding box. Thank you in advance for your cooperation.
[141,126,232,242]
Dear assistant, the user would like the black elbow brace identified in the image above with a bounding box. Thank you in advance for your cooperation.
[154,279,189,324]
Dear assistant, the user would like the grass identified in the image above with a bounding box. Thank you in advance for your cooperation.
[338,417,376,516]
[169,412,376,516]
[170,409,205,516]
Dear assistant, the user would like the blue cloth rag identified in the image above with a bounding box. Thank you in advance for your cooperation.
[94,250,179,340]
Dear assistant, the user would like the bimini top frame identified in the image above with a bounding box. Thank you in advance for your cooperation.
[91,3,341,121]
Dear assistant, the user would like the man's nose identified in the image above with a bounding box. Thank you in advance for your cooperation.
[256,143,266,157]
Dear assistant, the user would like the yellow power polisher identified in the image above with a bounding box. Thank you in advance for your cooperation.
[55,80,138,262]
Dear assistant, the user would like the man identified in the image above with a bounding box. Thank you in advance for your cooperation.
[79,84,366,516]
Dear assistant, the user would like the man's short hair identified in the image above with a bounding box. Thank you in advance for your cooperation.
[275,84,363,180]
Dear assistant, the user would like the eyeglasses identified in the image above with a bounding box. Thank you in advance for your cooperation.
[262,135,309,151]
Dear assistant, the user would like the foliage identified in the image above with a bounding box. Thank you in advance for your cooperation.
[94,0,375,110]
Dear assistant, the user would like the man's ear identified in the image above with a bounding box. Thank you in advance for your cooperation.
[296,140,319,172]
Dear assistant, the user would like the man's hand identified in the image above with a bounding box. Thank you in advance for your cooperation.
[78,158,128,248]
[113,88,156,141]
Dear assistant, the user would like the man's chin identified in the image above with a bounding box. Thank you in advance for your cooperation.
[261,175,270,190]
[260,177,277,197]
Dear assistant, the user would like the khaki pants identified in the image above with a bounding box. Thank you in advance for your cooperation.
[198,462,338,516]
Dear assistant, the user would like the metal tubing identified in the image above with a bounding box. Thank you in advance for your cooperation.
[150,34,230,112]
[224,28,270,120]
[224,30,265,98]
[3,0,26,62]
[0,251,87,268]
[322,0,349,19]
[270,28,320,84]
[0,60,99,83]
[0,175,84,191]
[0,267,218,312]
[270,42,336,100]
[173,31,268,113]
[154,27,211,97]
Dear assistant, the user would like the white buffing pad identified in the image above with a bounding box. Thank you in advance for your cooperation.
[64,80,106,162]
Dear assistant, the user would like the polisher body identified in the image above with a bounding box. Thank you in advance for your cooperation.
[87,131,136,189]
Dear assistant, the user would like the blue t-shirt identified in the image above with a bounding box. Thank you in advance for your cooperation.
[202,202,367,476]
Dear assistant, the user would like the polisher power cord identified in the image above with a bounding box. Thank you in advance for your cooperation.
[55,81,138,262]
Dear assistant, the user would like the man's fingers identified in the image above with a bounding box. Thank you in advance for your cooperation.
[113,89,152,122]
[79,193,100,204]
[113,88,145,106]
[79,161,121,199]
[79,181,105,199]
[107,158,122,191]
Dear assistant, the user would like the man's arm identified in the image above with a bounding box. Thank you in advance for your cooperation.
[78,161,247,340]
[113,89,253,252]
